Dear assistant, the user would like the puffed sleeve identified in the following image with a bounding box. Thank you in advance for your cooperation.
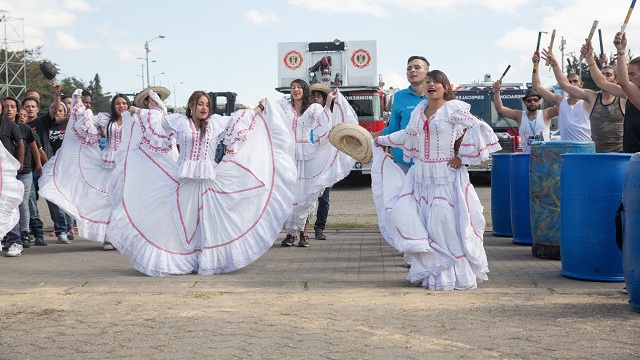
[442,101,502,164]
[69,89,101,147]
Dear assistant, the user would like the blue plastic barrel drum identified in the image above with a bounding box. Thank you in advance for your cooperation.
[491,154,512,237]
[623,154,640,313]
[529,141,595,259]
[510,153,532,245]
[560,153,631,281]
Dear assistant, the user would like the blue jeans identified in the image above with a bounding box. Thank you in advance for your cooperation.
[46,200,68,234]
[5,224,22,246]
[314,187,332,231]
[28,172,43,237]
[16,172,32,233]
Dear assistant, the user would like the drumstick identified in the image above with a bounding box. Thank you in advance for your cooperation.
[621,0,637,33]
[499,65,511,81]
[545,29,556,66]
[598,29,604,58]
[580,20,599,61]
[533,31,542,73]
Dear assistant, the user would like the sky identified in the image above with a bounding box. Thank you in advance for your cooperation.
[1,0,639,108]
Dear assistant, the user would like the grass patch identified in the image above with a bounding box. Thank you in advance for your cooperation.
[326,221,377,229]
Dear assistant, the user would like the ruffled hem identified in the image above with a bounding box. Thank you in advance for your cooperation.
[176,160,217,180]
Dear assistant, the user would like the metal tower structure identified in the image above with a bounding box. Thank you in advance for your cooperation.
[0,10,26,99]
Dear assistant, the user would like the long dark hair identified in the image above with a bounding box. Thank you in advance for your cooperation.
[185,91,212,138]
[106,94,130,148]
[426,70,456,101]
[290,79,311,114]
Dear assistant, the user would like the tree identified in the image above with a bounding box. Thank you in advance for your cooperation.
[565,50,635,91]
[86,73,110,112]
[1,46,112,112]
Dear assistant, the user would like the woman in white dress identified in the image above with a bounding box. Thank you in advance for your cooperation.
[0,140,24,249]
[277,79,356,247]
[108,90,296,276]
[372,70,501,290]
[38,91,130,250]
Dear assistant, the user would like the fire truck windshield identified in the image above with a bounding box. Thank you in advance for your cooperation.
[345,94,382,121]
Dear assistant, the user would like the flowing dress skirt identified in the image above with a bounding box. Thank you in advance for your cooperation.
[0,143,24,235]
[109,102,296,276]
[371,145,489,290]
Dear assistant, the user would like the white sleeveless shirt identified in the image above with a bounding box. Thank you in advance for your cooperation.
[558,97,591,141]
[519,110,550,153]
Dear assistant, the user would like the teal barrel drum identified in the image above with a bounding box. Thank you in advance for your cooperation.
[491,153,512,237]
[623,153,640,312]
[510,153,531,245]
[560,153,631,281]
[529,141,595,259]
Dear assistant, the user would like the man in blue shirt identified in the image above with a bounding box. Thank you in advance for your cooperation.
[373,56,429,173]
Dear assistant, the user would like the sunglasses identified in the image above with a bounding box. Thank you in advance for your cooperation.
[524,98,539,104]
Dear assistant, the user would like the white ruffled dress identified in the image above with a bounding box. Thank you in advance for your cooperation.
[372,100,500,290]
[38,90,117,242]
[108,99,297,276]
[277,92,357,233]
[0,142,24,236]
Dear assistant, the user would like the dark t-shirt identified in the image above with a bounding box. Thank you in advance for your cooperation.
[27,112,55,159]
[49,122,66,155]
[623,100,640,153]
[0,118,22,158]
[16,121,36,174]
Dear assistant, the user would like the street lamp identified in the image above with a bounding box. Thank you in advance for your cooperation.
[153,72,165,86]
[560,36,567,73]
[144,35,165,88]
[173,81,184,109]
[137,58,156,91]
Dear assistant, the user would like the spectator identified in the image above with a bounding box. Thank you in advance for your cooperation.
[5,96,42,248]
[372,56,429,173]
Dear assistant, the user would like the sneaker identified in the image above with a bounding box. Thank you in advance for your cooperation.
[66,231,75,241]
[314,230,327,240]
[34,237,47,246]
[103,242,115,251]
[57,233,71,244]
[281,234,296,247]
[49,231,56,237]
[2,236,7,251]
[622,287,629,294]
[5,243,23,257]
[20,231,32,248]
[298,234,310,247]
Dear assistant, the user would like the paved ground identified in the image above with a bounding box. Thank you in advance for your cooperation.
[1,173,638,359]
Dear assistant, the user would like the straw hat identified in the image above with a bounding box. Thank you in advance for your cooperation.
[309,83,332,95]
[134,86,171,108]
[328,123,373,163]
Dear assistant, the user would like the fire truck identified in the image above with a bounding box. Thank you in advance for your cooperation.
[276,40,390,174]
[453,81,530,172]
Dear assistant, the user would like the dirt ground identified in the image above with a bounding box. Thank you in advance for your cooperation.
[2,173,638,359]
[2,287,638,359]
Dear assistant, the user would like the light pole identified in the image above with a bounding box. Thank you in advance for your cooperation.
[173,81,184,109]
[145,36,165,88]
[137,58,156,91]
[153,72,165,86]
[560,36,567,74]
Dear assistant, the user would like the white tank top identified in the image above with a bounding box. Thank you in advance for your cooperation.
[519,110,550,153]
[558,97,591,141]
